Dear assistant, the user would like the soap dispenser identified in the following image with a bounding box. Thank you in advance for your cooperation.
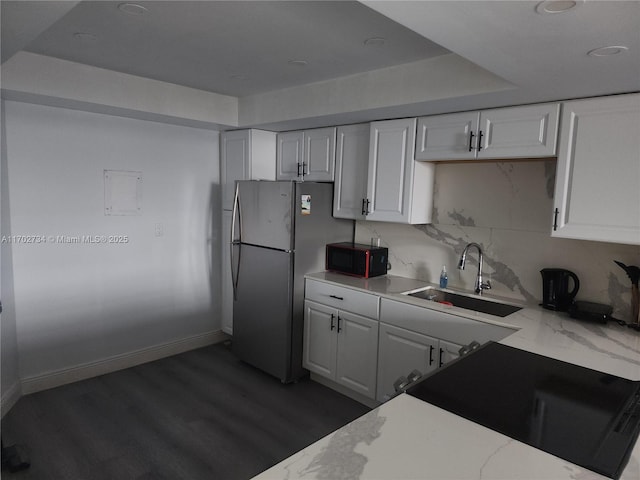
[439,266,448,288]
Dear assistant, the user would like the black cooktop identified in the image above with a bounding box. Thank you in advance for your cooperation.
[405,342,640,479]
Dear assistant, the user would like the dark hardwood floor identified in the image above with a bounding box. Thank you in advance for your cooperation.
[1,342,370,480]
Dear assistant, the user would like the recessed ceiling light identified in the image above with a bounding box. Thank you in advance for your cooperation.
[287,60,308,67]
[587,45,629,57]
[535,0,581,14]
[73,32,98,42]
[118,3,149,15]
[364,37,386,47]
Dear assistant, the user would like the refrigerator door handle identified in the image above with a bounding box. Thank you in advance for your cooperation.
[231,182,241,301]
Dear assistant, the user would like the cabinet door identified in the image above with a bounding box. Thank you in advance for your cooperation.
[415,112,478,161]
[333,124,370,219]
[276,131,304,180]
[303,300,337,379]
[366,118,417,223]
[552,94,640,245]
[304,127,336,181]
[478,103,559,159]
[438,339,462,368]
[376,323,439,402]
[221,130,251,211]
[221,210,234,334]
[335,310,379,399]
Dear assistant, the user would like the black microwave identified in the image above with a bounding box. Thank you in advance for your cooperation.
[326,242,388,278]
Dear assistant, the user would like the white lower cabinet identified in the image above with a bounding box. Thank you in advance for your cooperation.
[376,323,462,402]
[438,338,462,366]
[303,300,379,399]
[377,323,438,402]
[303,279,516,404]
[376,298,514,402]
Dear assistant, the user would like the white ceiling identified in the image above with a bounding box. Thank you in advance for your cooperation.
[1,0,639,128]
[3,1,449,97]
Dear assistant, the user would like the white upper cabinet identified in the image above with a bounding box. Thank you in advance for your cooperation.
[416,103,560,161]
[552,93,640,245]
[333,124,370,219]
[276,127,336,181]
[221,129,276,210]
[415,111,478,161]
[304,127,336,181]
[366,118,435,224]
[276,131,304,180]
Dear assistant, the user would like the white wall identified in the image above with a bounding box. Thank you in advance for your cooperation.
[3,101,221,389]
[1,100,21,415]
[356,161,640,320]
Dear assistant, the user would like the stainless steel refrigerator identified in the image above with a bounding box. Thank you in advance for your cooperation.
[230,180,353,383]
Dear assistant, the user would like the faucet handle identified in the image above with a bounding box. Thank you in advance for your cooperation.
[481,280,492,291]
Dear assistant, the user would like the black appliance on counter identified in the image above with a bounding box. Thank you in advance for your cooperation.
[540,268,580,311]
[405,342,640,479]
[326,242,388,278]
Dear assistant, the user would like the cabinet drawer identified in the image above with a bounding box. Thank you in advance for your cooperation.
[305,279,380,319]
[380,298,515,346]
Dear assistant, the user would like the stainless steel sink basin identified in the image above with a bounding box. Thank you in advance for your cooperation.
[404,287,523,318]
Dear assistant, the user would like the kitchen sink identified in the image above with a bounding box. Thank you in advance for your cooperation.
[404,287,523,318]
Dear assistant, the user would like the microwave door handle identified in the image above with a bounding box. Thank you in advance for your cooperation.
[231,182,241,301]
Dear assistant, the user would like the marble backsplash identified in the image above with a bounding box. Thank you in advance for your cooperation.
[355,160,640,321]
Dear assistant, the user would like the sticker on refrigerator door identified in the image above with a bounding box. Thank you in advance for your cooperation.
[301,195,311,215]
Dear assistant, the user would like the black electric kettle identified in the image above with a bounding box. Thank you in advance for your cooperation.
[540,268,580,311]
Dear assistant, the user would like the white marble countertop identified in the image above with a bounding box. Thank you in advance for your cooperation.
[252,272,640,480]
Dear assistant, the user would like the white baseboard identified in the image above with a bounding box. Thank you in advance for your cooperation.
[21,330,229,395]
[1,381,22,418]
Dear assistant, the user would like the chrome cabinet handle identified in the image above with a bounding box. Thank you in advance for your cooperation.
[230,183,241,301]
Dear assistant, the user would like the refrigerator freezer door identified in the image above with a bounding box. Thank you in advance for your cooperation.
[237,181,294,251]
[232,244,294,382]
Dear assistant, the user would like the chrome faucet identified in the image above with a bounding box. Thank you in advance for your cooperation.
[458,242,491,295]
